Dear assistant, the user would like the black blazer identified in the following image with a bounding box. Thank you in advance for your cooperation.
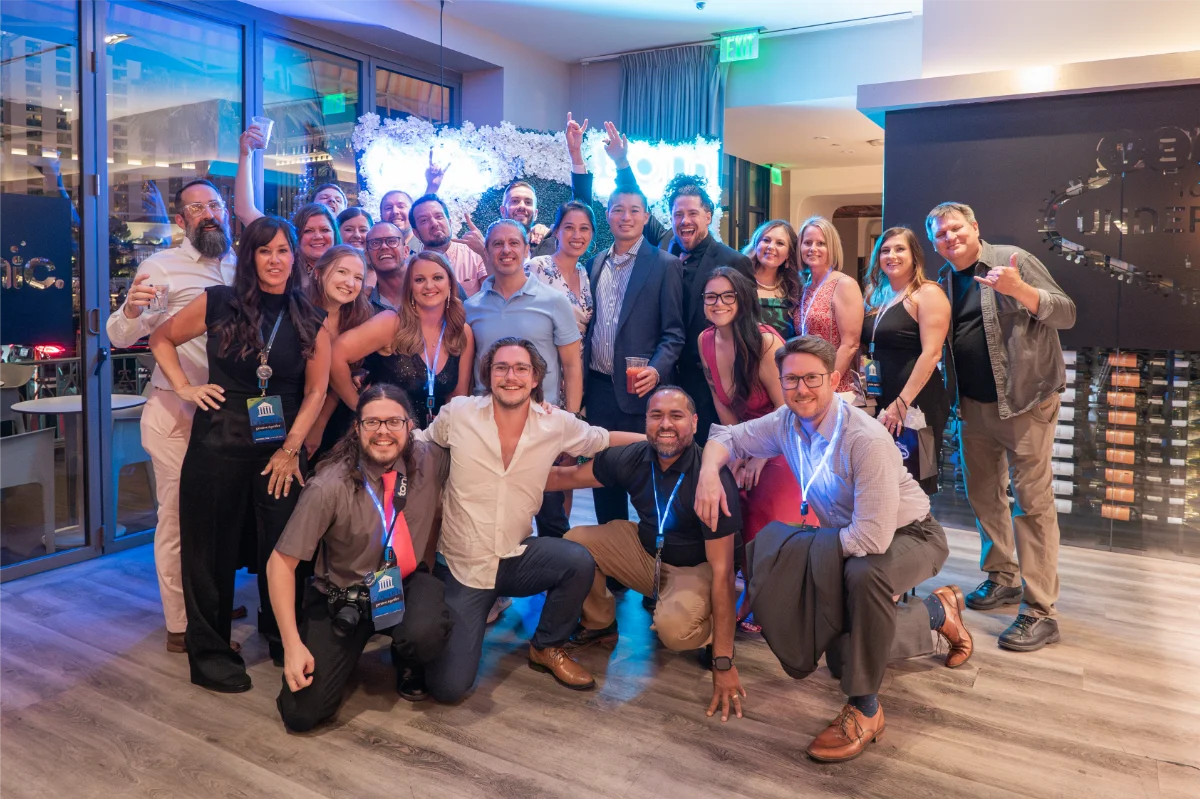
[678,236,755,368]
[582,242,686,415]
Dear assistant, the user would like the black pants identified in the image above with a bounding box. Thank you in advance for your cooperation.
[425,536,595,704]
[534,490,570,538]
[585,370,645,524]
[277,571,452,732]
[677,360,718,446]
[179,443,304,686]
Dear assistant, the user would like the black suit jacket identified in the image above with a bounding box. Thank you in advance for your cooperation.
[583,242,686,416]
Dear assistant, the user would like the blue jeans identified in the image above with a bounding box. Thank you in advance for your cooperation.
[425,536,595,703]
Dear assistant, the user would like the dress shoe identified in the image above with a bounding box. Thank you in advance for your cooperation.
[965,579,1022,610]
[931,585,974,668]
[998,614,1060,652]
[487,596,512,625]
[191,670,252,694]
[397,666,429,702]
[806,703,886,763]
[565,620,619,651]
[166,631,186,654]
[527,645,595,690]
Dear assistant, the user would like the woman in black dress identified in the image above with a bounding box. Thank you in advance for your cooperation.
[330,250,474,429]
[860,226,951,494]
[150,216,330,692]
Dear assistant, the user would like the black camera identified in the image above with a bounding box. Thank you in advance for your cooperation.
[327,584,370,637]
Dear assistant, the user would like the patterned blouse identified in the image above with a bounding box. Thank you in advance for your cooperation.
[526,254,594,335]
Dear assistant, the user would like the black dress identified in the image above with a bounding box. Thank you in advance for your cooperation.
[861,303,950,495]
[179,286,324,686]
[362,349,460,430]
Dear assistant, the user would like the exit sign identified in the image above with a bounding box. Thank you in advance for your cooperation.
[719,31,759,63]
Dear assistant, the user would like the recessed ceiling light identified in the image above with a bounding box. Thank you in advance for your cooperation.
[813,136,829,140]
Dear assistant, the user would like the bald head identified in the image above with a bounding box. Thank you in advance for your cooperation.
[365,221,408,274]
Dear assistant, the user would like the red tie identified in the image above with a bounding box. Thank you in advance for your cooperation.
[381,470,417,578]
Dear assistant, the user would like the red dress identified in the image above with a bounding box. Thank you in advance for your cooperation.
[700,325,803,542]
[794,274,855,392]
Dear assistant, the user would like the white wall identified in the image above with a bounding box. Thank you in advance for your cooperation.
[788,165,884,227]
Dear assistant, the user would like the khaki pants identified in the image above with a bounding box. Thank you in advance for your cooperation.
[565,521,713,651]
[959,396,1060,618]
[140,388,196,633]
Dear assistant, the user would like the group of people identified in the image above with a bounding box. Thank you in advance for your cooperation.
[106,112,1075,763]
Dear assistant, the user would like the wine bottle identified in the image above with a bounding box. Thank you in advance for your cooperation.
[1144,472,1186,488]
[1100,428,1138,446]
[1107,353,1139,369]
[1109,372,1142,389]
[1051,479,1075,497]
[1055,498,1073,514]
[1078,466,1137,485]
[1089,391,1147,410]
[1092,502,1145,521]
[1054,424,1074,441]
[1058,405,1076,422]
[1091,409,1139,426]
[1051,442,1075,459]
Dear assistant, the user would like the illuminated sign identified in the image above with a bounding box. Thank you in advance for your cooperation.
[322,92,346,116]
[720,30,760,63]
[770,166,783,186]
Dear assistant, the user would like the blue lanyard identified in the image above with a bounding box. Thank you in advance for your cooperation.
[362,476,398,566]
[651,463,685,551]
[423,322,446,412]
[795,398,845,518]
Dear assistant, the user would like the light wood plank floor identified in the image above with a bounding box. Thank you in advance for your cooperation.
[3,495,1199,798]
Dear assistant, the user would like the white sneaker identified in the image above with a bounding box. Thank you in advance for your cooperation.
[487,596,512,625]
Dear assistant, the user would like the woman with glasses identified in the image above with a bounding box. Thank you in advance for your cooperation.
[794,216,863,394]
[525,201,595,335]
[329,251,475,430]
[149,215,330,693]
[861,227,951,494]
[744,220,801,340]
[337,207,372,253]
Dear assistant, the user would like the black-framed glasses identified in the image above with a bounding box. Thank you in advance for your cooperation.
[181,200,225,217]
[780,372,829,390]
[366,237,403,250]
[360,417,409,431]
[702,291,737,306]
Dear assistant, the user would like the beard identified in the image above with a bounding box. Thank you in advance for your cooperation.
[492,388,531,409]
[422,232,450,249]
[189,220,231,259]
[651,432,692,460]
[360,434,404,467]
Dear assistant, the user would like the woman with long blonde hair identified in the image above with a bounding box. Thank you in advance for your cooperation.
[330,250,474,429]
[793,216,863,394]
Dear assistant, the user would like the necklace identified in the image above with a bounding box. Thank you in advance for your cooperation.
[755,269,784,293]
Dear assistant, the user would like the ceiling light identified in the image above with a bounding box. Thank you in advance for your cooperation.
[813,136,829,140]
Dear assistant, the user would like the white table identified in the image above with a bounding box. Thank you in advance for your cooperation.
[12,394,148,547]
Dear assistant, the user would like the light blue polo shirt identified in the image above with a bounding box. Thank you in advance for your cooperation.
[465,273,581,406]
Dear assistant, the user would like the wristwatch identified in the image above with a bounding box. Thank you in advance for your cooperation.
[712,654,734,671]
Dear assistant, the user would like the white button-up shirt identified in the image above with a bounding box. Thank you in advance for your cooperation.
[105,237,236,391]
[416,394,610,588]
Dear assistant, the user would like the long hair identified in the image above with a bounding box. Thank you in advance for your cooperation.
[336,206,373,229]
[307,244,373,333]
[705,266,764,408]
[212,216,323,360]
[549,201,596,255]
[291,202,341,272]
[392,250,468,357]
[863,226,929,315]
[317,382,416,489]
[797,215,845,281]
[744,219,801,316]
[480,337,547,405]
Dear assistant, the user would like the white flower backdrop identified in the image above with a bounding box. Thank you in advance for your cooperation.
[352,114,723,237]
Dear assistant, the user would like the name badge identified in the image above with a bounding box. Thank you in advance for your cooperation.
[862,358,883,398]
[365,566,405,630]
[247,395,287,443]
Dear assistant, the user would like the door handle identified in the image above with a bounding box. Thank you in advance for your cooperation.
[87,307,101,335]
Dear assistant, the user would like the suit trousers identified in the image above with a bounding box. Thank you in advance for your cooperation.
[276,571,452,732]
[959,396,1061,618]
[140,388,195,634]
[584,370,646,524]
[677,360,718,446]
[567,520,714,651]
[425,536,595,704]
[821,515,950,697]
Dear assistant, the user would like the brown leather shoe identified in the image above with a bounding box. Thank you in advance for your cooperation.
[528,645,595,690]
[932,585,974,668]
[232,604,248,620]
[166,631,186,654]
[806,703,886,762]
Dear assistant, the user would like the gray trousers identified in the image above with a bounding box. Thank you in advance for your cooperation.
[825,515,950,697]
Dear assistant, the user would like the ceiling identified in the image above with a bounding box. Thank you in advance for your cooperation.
[724,98,884,169]
[425,0,922,62]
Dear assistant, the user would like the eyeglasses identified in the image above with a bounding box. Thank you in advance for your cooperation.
[360,417,409,431]
[780,372,829,390]
[181,200,226,217]
[491,363,533,376]
[366,237,403,250]
[702,291,738,306]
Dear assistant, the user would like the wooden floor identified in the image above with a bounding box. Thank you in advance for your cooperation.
[3,498,1200,798]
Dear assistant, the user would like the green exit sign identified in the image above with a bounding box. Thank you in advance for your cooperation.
[770,166,783,186]
[322,92,346,116]
[720,31,759,63]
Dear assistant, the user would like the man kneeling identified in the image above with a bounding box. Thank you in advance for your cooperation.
[549,386,749,722]
[268,384,452,732]
[696,336,973,762]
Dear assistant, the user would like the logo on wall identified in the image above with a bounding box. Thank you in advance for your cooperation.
[1039,126,1199,304]
[1,241,66,291]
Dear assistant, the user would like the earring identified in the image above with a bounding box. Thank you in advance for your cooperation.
[445,295,450,308]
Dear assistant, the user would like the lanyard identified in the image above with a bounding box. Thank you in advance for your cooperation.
[255,310,285,396]
[422,322,446,412]
[799,272,832,336]
[362,477,400,567]
[868,290,906,357]
[651,463,685,600]
[795,398,845,518]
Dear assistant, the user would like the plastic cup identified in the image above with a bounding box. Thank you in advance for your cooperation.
[250,115,274,150]
[147,284,169,314]
[625,356,650,393]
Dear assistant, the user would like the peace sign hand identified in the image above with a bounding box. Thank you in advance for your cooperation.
[602,121,630,169]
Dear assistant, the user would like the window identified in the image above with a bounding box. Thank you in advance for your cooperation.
[376,67,451,124]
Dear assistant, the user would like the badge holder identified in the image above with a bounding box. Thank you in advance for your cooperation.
[366,547,405,631]
[247,311,288,444]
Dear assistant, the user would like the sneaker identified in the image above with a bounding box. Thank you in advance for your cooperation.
[486,596,512,625]
[998,614,1060,652]
[965,579,1022,610]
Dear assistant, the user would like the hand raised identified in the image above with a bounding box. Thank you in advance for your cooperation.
[602,121,630,166]
[565,112,589,159]
[426,147,451,192]
[454,212,485,258]
[974,252,1025,296]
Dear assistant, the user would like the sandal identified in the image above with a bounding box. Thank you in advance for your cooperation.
[738,613,762,635]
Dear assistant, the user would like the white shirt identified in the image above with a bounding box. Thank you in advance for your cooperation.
[416,394,610,589]
[105,237,236,391]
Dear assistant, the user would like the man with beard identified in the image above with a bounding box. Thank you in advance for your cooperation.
[106,178,236,653]
[415,338,643,701]
[364,221,410,312]
[695,336,974,763]
[548,386,747,722]
[269,384,453,731]
[409,194,488,297]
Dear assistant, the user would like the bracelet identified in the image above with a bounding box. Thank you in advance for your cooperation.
[896,396,910,411]
[281,446,298,458]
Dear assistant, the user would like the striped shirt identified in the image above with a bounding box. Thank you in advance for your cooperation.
[708,394,930,557]
[588,237,644,374]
